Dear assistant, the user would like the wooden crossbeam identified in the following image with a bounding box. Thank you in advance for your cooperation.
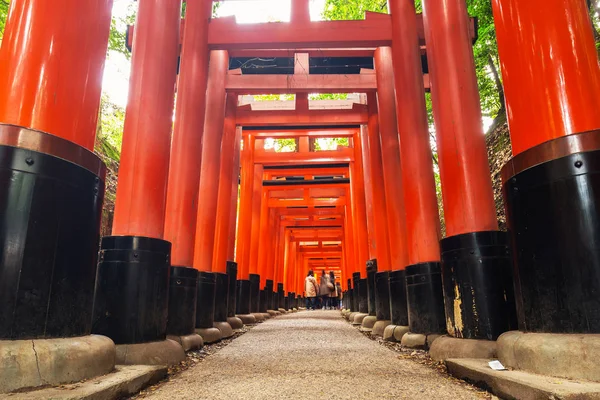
[235,105,369,126]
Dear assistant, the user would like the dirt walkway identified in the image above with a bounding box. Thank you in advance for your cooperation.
[141,310,487,399]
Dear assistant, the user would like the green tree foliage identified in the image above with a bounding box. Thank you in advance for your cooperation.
[0,0,8,41]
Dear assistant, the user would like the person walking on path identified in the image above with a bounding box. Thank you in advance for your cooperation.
[319,270,333,309]
[328,271,337,310]
[336,282,343,309]
[304,270,318,310]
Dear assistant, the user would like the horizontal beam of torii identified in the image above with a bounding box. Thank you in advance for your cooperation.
[126,12,476,53]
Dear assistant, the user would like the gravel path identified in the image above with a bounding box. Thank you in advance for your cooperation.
[142,310,485,399]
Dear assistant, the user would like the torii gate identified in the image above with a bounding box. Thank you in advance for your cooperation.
[0,0,599,394]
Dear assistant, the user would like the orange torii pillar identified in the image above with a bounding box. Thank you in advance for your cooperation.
[351,130,377,323]
[493,0,600,359]
[264,210,280,312]
[191,50,229,343]
[212,94,239,318]
[211,94,241,335]
[359,126,378,260]
[350,132,371,276]
[422,0,517,344]
[224,126,244,327]
[256,189,274,315]
[365,95,393,322]
[163,0,212,348]
[370,47,410,335]
[275,228,291,311]
[285,241,298,310]
[0,0,114,391]
[235,134,257,322]
[248,164,267,320]
[388,0,445,341]
[93,0,186,365]
[345,199,366,318]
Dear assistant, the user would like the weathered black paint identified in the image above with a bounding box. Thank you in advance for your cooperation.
[352,273,361,312]
[504,149,600,333]
[167,266,198,336]
[249,274,260,313]
[405,262,446,335]
[366,260,377,316]
[93,236,171,344]
[358,278,368,314]
[195,271,216,329]
[441,231,517,340]
[389,270,409,326]
[226,261,238,318]
[375,271,391,321]
[0,145,104,340]
[213,272,229,323]
[237,279,251,315]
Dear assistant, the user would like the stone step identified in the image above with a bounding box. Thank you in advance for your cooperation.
[0,365,166,400]
[446,358,600,400]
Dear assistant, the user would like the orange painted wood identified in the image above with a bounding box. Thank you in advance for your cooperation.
[249,128,358,139]
[264,165,349,178]
[388,0,442,264]
[374,47,409,271]
[235,106,369,126]
[256,188,271,287]
[491,0,600,155]
[248,164,264,276]
[350,132,371,268]
[208,13,393,50]
[254,148,354,165]
[227,127,242,261]
[359,126,377,259]
[365,93,392,271]
[225,73,377,94]
[265,208,278,282]
[213,94,239,274]
[0,0,113,150]
[193,50,229,272]
[422,1,498,237]
[112,0,181,238]
[164,0,212,266]
[236,135,256,279]
[267,198,346,208]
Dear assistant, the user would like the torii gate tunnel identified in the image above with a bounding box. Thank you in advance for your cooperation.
[1,0,600,394]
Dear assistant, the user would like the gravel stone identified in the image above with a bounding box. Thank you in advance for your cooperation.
[140,310,488,399]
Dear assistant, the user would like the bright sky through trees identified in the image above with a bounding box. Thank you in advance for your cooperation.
[102,0,326,107]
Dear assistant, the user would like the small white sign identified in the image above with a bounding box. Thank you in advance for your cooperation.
[488,360,507,371]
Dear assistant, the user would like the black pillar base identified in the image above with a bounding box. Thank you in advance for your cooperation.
[406,262,446,335]
[236,279,251,315]
[265,280,274,310]
[284,296,290,311]
[503,130,600,333]
[358,278,368,314]
[352,273,361,312]
[375,271,391,321]
[389,270,409,326]
[93,236,171,344]
[167,266,198,336]
[441,231,517,340]
[213,272,229,323]
[346,289,353,310]
[259,290,268,313]
[0,127,105,340]
[249,274,260,313]
[226,262,238,318]
[196,271,216,329]
[366,260,378,316]
[278,283,285,309]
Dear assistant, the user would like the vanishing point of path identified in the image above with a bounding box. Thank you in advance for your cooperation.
[142,310,486,399]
